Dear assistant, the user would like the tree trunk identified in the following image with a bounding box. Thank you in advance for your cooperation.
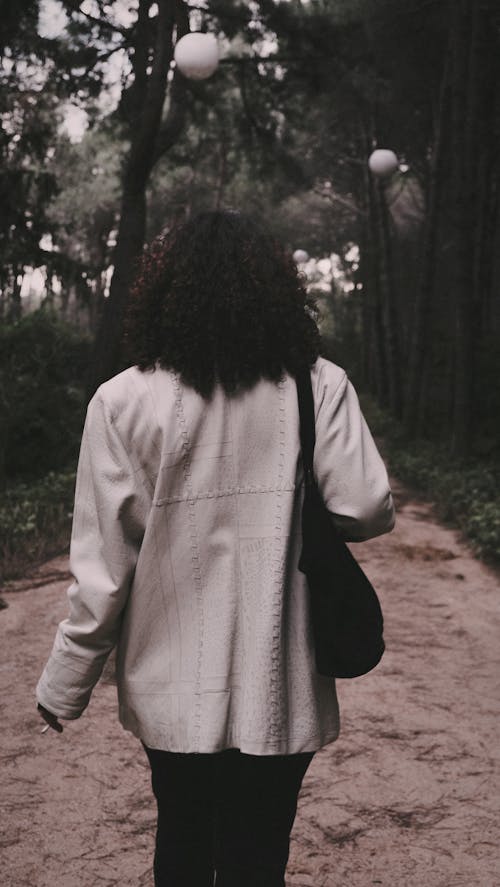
[366,174,388,403]
[0,410,7,491]
[8,266,22,322]
[214,130,229,211]
[450,0,479,458]
[88,186,147,390]
[86,0,189,399]
[358,233,373,388]
[404,51,450,438]
[374,179,402,417]
[472,5,500,340]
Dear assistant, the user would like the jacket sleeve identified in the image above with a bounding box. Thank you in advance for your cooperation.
[313,370,395,542]
[36,391,151,720]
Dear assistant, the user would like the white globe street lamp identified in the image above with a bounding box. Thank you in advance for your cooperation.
[293,249,309,264]
[174,33,219,81]
[368,148,399,178]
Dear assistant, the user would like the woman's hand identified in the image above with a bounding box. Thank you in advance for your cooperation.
[37,703,63,733]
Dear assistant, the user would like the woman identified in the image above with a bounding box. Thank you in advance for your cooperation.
[36,210,395,886]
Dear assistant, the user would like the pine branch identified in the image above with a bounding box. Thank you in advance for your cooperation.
[61,0,131,37]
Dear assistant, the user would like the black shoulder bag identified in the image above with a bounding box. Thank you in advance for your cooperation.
[296,367,385,678]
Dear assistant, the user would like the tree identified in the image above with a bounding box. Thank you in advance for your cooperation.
[62,0,192,395]
[47,124,124,331]
[448,0,499,457]
[0,1,61,320]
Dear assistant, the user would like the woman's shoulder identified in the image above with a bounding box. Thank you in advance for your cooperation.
[311,357,348,402]
[91,365,164,417]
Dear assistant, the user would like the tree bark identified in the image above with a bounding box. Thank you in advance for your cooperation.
[374,179,402,417]
[472,7,500,340]
[88,186,147,390]
[86,0,189,399]
[404,51,450,437]
[8,265,22,323]
[366,173,388,403]
[450,0,479,458]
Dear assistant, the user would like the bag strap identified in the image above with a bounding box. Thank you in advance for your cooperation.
[296,367,316,488]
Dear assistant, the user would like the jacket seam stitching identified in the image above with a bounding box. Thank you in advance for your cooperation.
[269,375,286,737]
[172,372,204,751]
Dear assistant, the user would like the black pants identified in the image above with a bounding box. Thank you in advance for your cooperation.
[143,745,314,887]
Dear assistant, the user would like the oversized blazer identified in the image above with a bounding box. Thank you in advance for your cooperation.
[36,357,395,755]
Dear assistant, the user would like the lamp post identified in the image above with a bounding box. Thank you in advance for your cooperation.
[367,147,401,416]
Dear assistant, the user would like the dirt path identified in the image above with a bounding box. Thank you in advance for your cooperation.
[1,476,499,887]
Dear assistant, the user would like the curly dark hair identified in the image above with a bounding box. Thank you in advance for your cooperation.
[122,210,320,398]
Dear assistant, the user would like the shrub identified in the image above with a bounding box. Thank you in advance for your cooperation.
[0,308,90,486]
[0,469,76,584]
[361,395,500,563]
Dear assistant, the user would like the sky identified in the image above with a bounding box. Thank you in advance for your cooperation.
[38,0,138,37]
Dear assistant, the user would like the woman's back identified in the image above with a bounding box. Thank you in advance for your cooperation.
[38,356,393,755]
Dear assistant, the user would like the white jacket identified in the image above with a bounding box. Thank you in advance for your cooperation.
[36,357,395,755]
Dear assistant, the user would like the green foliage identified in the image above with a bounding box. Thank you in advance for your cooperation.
[0,79,61,313]
[472,333,500,461]
[0,2,41,56]
[0,309,90,484]
[0,468,75,583]
[0,2,68,316]
[361,396,500,563]
[48,125,124,279]
[314,283,364,385]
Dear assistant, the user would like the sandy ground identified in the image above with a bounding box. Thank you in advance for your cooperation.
[1,476,500,887]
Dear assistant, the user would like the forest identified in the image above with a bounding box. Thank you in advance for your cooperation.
[1,0,500,582]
